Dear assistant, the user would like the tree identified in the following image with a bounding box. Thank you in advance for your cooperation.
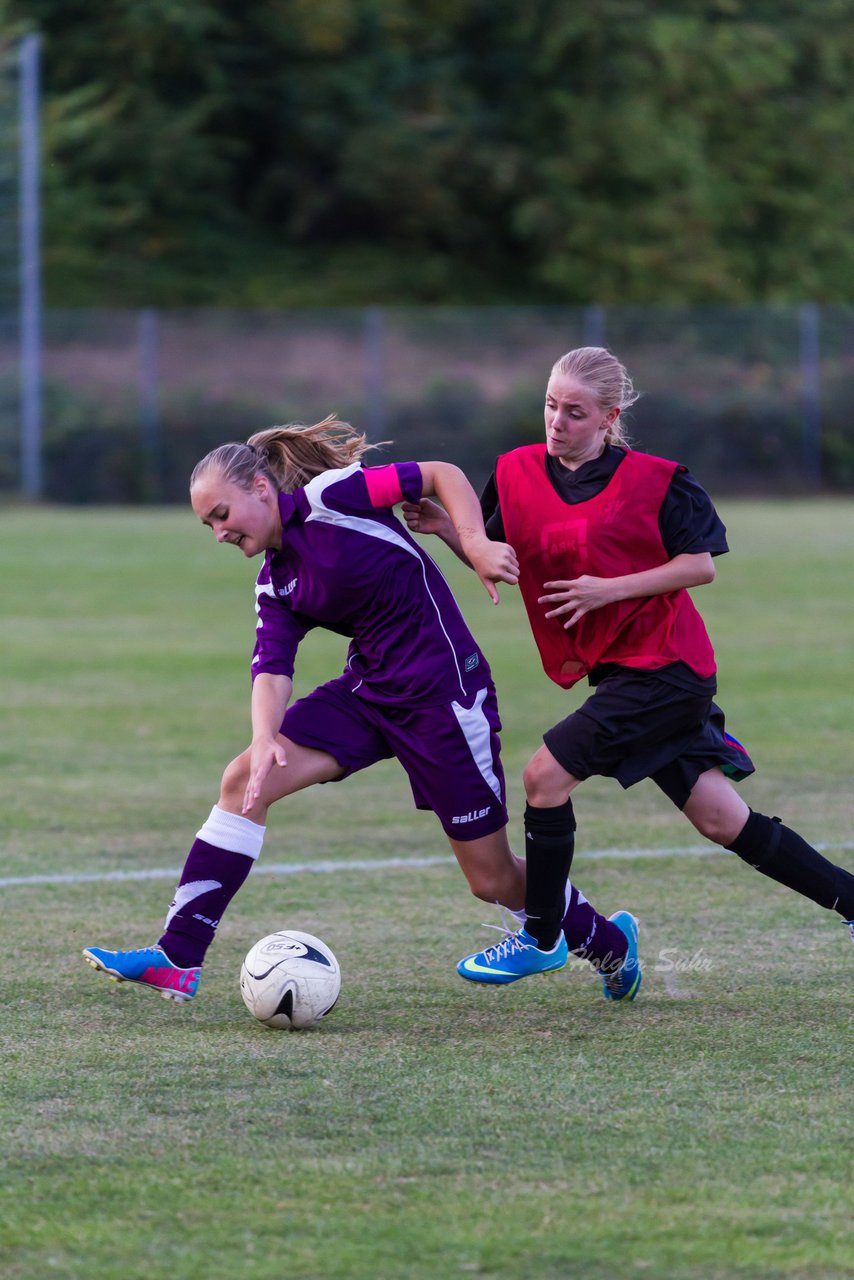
[6,0,854,303]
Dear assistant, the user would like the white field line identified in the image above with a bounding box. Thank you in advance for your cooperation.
[2,842,852,889]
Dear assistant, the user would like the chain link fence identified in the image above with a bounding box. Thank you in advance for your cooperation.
[1,304,852,502]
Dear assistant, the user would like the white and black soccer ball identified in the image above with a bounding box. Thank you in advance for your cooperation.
[239,931,341,1030]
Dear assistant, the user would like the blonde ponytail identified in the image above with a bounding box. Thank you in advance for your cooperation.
[190,414,387,496]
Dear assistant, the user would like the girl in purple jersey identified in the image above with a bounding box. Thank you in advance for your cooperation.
[405,347,854,989]
[83,415,635,1002]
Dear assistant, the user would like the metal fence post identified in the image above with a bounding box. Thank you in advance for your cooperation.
[582,304,605,348]
[19,33,41,500]
[799,303,822,488]
[138,306,161,500]
[364,306,385,441]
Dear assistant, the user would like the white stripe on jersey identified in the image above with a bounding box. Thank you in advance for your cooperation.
[303,466,467,697]
[253,577,277,649]
[255,579,276,604]
[450,687,502,801]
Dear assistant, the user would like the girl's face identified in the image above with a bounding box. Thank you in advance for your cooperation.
[191,469,282,557]
[544,372,619,469]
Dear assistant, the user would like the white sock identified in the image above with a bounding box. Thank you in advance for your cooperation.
[196,805,266,860]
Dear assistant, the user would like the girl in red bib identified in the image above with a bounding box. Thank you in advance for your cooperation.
[405,346,854,991]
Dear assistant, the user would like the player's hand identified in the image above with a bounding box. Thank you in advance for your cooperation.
[401,498,452,537]
[539,575,616,628]
[464,535,520,604]
[243,736,288,814]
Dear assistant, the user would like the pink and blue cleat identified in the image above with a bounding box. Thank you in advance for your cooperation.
[82,945,200,1003]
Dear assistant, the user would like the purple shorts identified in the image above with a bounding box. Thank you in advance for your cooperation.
[281,675,508,841]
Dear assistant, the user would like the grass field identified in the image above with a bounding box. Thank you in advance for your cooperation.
[1,500,852,1280]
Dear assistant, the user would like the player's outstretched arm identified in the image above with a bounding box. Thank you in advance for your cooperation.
[244,673,293,813]
[540,553,716,629]
[401,497,462,550]
[416,461,519,604]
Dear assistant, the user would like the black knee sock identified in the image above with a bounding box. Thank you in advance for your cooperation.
[726,810,854,918]
[523,798,576,950]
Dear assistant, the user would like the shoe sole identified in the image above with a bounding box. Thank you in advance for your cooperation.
[82,950,195,1003]
[603,967,643,1002]
[457,958,568,985]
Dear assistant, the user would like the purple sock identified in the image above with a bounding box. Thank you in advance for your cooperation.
[158,838,255,968]
[562,883,629,973]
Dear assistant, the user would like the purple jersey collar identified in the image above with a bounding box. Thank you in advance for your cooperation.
[276,490,300,544]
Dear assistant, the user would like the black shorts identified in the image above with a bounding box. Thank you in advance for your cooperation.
[542,667,755,810]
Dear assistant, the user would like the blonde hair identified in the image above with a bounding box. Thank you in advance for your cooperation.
[550,347,639,447]
[190,414,384,495]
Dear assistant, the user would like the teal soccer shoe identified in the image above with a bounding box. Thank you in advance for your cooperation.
[457,927,568,985]
[600,911,642,1002]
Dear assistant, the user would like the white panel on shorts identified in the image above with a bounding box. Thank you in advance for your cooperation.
[450,687,502,802]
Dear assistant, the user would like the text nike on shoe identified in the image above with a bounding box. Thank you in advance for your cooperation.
[82,945,201,1003]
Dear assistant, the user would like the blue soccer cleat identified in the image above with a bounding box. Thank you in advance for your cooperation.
[844,920,854,947]
[600,911,642,1002]
[83,945,201,1003]
[457,927,568,985]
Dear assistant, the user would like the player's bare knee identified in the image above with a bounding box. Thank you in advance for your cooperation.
[523,752,570,808]
[219,749,251,807]
[688,809,741,846]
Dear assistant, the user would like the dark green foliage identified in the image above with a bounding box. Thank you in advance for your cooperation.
[6,0,854,304]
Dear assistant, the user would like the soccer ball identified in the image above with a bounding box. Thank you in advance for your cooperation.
[239,931,341,1030]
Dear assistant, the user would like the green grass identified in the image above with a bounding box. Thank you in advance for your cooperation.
[1,500,853,1280]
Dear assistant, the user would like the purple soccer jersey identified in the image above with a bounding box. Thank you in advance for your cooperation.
[252,462,491,706]
[251,461,508,839]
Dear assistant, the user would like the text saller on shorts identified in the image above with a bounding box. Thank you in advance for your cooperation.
[451,807,491,825]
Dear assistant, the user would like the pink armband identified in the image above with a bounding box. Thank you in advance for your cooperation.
[364,464,404,509]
